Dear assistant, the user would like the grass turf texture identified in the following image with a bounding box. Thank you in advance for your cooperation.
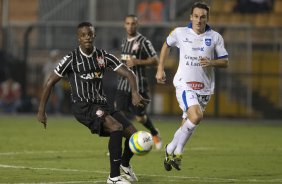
[0,115,282,183]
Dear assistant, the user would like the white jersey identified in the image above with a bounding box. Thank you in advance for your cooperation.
[167,23,228,95]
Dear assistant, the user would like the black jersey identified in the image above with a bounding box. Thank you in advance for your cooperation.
[117,33,156,93]
[54,47,122,104]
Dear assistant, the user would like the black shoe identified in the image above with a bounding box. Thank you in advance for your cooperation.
[170,154,182,171]
[164,145,172,171]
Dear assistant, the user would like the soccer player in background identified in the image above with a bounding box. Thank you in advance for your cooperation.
[115,14,163,150]
[37,22,147,184]
[156,2,229,171]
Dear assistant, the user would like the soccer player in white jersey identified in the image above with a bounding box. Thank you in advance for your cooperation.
[155,2,229,171]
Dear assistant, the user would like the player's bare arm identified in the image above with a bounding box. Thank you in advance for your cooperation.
[156,42,170,84]
[116,65,148,106]
[37,72,61,129]
[126,55,158,67]
[199,57,229,68]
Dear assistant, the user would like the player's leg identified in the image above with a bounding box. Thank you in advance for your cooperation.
[111,111,138,182]
[72,103,130,184]
[104,116,132,184]
[170,104,202,170]
[163,89,203,171]
[164,118,184,171]
[103,115,124,178]
[173,93,211,158]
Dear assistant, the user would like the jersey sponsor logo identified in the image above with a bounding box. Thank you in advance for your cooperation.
[121,54,136,61]
[56,55,70,71]
[192,47,204,51]
[184,55,198,61]
[80,72,103,80]
[205,38,211,46]
[183,38,192,43]
[97,56,105,68]
[121,54,131,60]
[186,81,204,90]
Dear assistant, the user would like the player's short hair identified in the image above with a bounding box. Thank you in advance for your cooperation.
[190,2,210,17]
[124,14,138,21]
[77,22,95,31]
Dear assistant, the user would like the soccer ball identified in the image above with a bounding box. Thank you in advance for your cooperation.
[129,131,154,156]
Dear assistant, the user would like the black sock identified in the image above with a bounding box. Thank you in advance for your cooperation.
[143,117,158,136]
[109,130,123,178]
[121,138,134,167]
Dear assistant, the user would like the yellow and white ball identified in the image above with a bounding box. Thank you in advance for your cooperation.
[129,131,154,155]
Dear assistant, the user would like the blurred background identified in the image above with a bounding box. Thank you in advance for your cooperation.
[0,0,281,119]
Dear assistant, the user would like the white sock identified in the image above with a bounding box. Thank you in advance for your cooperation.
[174,119,197,155]
[166,127,181,154]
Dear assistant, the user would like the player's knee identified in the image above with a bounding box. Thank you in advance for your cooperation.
[105,116,123,132]
[113,123,123,131]
[189,112,203,124]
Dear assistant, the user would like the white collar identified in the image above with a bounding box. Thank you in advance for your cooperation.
[79,46,96,57]
[127,33,141,42]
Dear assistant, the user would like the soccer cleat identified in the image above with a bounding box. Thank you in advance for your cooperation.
[120,165,138,182]
[164,145,173,171]
[171,154,182,171]
[153,132,163,150]
[107,175,131,184]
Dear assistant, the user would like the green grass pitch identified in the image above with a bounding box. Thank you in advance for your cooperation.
[0,115,282,183]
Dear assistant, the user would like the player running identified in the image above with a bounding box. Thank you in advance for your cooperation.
[156,2,229,171]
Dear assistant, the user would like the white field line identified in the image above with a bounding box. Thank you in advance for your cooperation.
[0,147,214,156]
[0,164,107,174]
[1,164,282,183]
[0,150,96,156]
[0,181,104,184]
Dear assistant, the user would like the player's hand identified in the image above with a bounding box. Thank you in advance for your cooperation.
[126,56,136,67]
[131,92,150,107]
[155,70,166,84]
[37,111,47,129]
[199,57,212,67]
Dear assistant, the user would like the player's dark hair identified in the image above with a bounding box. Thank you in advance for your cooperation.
[124,14,138,21]
[190,2,210,18]
[77,22,94,30]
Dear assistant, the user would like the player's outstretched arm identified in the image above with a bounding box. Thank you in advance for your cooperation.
[126,55,159,67]
[37,72,61,129]
[156,42,170,84]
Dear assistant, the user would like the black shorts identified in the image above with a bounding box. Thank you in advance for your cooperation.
[115,90,150,116]
[72,102,132,136]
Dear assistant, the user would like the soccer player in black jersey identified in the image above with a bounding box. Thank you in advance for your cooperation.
[116,14,163,150]
[37,22,147,184]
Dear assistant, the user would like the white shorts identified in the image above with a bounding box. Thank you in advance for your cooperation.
[175,86,211,119]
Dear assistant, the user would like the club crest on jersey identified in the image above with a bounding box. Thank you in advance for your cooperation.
[97,56,105,67]
[205,38,211,46]
[96,109,104,117]
[132,42,139,51]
